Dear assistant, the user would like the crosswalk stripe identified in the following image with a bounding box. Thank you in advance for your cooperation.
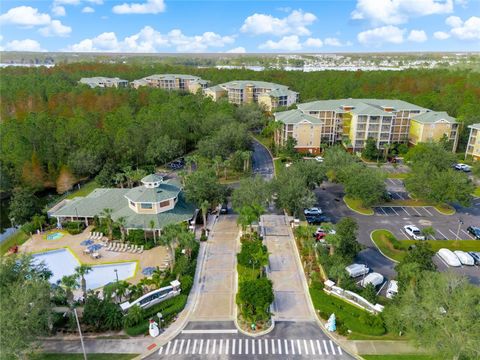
[185,339,190,355]
[338,345,343,355]
[297,339,302,354]
[239,338,242,355]
[272,338,275,354]
[252,339,255,355]
[178,339,184,354]
[291,339,295,355]
[212,339,216,354]
[330,340,336,355]
[205,339,209,355]
[316,339,322,355]
[259,338,262,354]
[245,337,248,354]
[265,338,268,354]
[323,339,329,355]
[171,339,178,355]
[278,339,282,355]
[310,339,315,355]
[284,339,288,355]
[199,339,203,355]
[225,339,229,355]
[192,339,197,354]
[232,339,235,355]
[219,339,223,354]
[304,339,309,355]
[165,341,171,355]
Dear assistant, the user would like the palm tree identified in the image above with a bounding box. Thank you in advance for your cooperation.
[149,219,156,244]
[213,156,223,177]
[74,264,92,300]
[114,172,126,188]
[179,231,196,260]
[237,204,264,232]
[185,154,199,174]
[242,151,252,173]
[122,166,135,188]
[100,208,114,240]
[159,223,183,272]
[32,214,46,232]
[131,168,148,186]
[60,274,79,307]
[200,200,209,230]
[116,216,127,242]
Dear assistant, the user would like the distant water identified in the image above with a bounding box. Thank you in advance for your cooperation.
[0,63,55,68]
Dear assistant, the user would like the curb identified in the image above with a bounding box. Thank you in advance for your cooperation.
[343,196,374,216]
[370,230,400,264]
[234,316,275,338]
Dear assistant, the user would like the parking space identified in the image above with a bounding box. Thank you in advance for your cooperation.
[373,206,436,217]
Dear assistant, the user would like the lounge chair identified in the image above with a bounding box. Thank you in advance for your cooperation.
[112,243,118,252]
[137,245,144,254]
[120,244,126,252]
[99,232,104,240]
[130,245,138,253]
[88,231,93,237]
[92,232,98,239]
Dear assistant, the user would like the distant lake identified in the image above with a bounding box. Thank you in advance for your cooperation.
[0,63,55,68]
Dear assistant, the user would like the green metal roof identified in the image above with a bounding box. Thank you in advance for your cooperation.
[350,103,393,116]
[144,74,203,81]
[411,111,457,124]
[468,123,480,131]
[297,99,426,112]
[275,109,323,125]
[141,174,163,183]
[125,182,181,203]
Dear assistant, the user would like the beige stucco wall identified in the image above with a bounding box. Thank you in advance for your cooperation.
[466,128,480,160]
[294,122,322,148]
[418,122,453,142]
[258,94,273,111]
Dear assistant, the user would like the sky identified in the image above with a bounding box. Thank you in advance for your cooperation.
[0,0,479,53]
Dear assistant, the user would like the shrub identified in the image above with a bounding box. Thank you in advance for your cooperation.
[179,275,193,294]
[123,305,144,327]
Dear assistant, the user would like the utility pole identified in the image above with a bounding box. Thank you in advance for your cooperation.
[73,308,87,360]
[456,218,464,240]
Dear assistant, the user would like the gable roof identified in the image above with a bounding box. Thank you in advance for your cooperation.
[297,98,426,113]
[411,111,457,124]
[274,109,323,125]
[468,123,480,131]
[125,181,181,203]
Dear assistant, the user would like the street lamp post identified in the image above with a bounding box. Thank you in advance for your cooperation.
[114,269,119,283]
[157,312,163,331]
[73,308,87,360]
[456,218,464,240]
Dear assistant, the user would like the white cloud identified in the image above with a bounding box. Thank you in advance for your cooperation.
[408,29,427,42]
[112,0,165,15]
[449,16,480,40]
[226,47,246,53]
[259,35,302,51]
[304,38,323,48]
[324,37,352,47]
[0,6,51,26]
[66,26,235,53]
[351,0,454,25]
[445,15,463,27]
[434,31,451,39]
[39,19,71,37]
[241,9,317,36]
[357,25,405,45]
[52,5,66,16]
[4,39,45,52]
[82,6,95,13]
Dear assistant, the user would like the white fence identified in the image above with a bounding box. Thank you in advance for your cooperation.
[323,280,384,314]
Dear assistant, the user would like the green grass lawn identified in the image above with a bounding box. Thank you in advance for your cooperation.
[0,230,29,255]
[273,158,283,178]
[343,196,374,215]
[65,180,98,199]
[362,356,435,360]
[371,229,480,262]
[29,354,136,360]
[385,172,408,179]
[474,186,480,197]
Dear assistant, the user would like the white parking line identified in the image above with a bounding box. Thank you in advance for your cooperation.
[316,340,322,355]
[388,179,396,185]
[390,207,399,215]
[436,229,448,240]
[436,253,450,267]
[396,192,405,200]
[449,229,461,240]
[402,207,411,216]
[400,229,409,239]
[462,229,475,240]
[412,207,422,216]
[380,207,388,215]
[423,207,433,216]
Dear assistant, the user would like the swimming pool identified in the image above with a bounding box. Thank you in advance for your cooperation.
[46,232,64,240]
[32,248,137,290]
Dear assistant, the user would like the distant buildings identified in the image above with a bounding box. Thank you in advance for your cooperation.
[274,99,459,154]
[79,77,129,88]
[465,124,480,161]
[131,74,208,93]
[204,80,299,111]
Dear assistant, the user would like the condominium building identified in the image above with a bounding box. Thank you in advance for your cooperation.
[204,80,299,111]
[275,98,459,153]
[131,74,209,93]
[79,77,129,88]
[409,111,459,151]
[465,123,480,161]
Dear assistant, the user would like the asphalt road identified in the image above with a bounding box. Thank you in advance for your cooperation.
[251,138,274,181]
[314,182,480,286]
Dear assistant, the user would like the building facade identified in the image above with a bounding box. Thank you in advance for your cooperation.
[79,77,129,88]
[275,99,459,153]
[131,74,208,93]
[465,123,480,161]
[204,80,298,111]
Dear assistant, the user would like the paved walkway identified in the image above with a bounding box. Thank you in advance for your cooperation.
[190,214,239,321]
[262,214,314,322]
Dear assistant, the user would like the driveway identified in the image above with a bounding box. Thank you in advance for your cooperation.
[190,215,239,321]
[251,138,274,181]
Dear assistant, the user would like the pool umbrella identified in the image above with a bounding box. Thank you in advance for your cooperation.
[88,244,102,252]
[80,239,94,246]
[142,267,156,276]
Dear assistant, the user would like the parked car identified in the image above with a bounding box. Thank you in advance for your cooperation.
[220,202,228,214]
[468,252,480,265]
[315,156,324,163]
[404,225,425,240]
[360,272,384,288]
[454,251,475,266]
[345,263,369,278]
[304,207,322,216]
[386,280,398,299]
[314,227,336,236]
[437,248,461,267]
[467,226,480,239]
[454,163,471,172]
[306,214,331,225]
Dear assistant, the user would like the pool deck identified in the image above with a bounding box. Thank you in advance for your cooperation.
[19,227,169,285]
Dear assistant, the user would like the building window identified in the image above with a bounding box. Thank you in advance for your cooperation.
[160,200,170,207]
[140,203,153,209]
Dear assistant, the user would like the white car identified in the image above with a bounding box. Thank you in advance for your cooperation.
[315,227,336,235]
[315,156,324,163]
[304,207,322,216]
[404,225,425,240]
[454,163,471,172]
[386,280,398,299]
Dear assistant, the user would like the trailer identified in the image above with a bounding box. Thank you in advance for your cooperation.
[345,263,369,278]
[360,272,384,288]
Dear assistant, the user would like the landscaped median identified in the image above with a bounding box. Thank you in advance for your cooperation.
[343,196,374,215]
[371,229,480,263]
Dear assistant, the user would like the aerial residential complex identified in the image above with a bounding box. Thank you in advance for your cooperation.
[131,74,209,93]
[465,123,480,161]
[204,80,299,111]
[48,174,195,235]
[274,99,459,153]
[79,77,129,88]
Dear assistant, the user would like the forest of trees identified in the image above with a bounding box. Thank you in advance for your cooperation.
[1,64,479,200]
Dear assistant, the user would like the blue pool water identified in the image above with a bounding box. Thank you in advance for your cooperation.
[46,232,64,240]
[32,248,136,290]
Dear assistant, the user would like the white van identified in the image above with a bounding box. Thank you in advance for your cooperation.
[437,248,461,267]
[386,280,398,299]
[453,251,475,266]
[360,272,384,288]
[345,263,369,278]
